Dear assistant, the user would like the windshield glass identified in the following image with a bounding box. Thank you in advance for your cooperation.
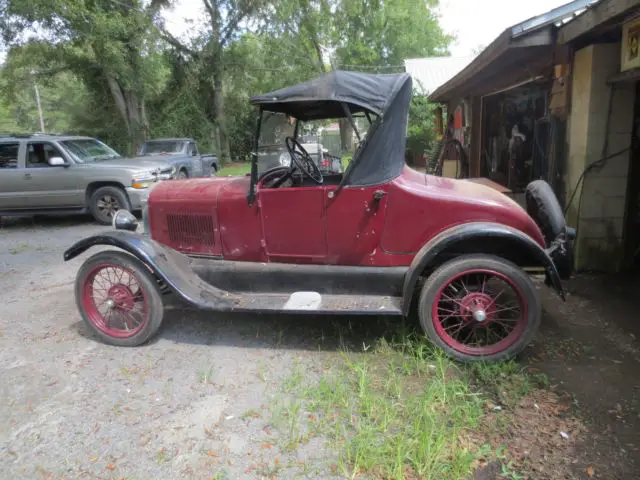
[257,112,295,175]
[60,139,121,163]
[141,141,184,155]
[257,112,362,176]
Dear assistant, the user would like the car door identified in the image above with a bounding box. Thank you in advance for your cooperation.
[188,141,204,177]
[323,184,389,265]
[0,141,28,210]
[22,141,84,208]
[257,184,328,263]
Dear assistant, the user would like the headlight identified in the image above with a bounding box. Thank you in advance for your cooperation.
[279,153,291,167]
[112,210,139,232]
[131,172,156,189]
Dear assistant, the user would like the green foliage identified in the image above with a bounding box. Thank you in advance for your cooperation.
[333,0,452,68]
[0,0,452,160]
[407,94,438,156]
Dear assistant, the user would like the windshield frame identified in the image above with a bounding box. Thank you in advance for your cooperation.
[60,138,122,164]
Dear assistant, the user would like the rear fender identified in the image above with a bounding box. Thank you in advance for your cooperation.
[63,231,236,309]
[402,222,565,315]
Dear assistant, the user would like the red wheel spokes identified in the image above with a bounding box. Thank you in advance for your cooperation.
[432,269,527,356]
[82,264,149,339]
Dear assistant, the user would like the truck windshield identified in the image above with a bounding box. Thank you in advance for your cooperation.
[141,141,184,155]
[61,139,121,163]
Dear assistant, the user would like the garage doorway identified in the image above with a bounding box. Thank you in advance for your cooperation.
[624,80,640,267]
[480,79,550,193]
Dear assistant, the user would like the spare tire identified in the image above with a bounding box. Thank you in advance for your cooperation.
[525,180,566,246]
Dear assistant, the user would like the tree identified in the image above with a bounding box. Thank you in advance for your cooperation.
[0,0,165,153]
[262,0,452,153]
[153,0,267,164]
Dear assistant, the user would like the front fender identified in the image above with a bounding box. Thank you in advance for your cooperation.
[402,222,565,315]
[64,231,236,309]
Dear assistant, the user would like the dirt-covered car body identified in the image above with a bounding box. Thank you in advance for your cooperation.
[65,71,574,362]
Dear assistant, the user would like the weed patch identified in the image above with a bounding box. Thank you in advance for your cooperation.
[272,338,486,479]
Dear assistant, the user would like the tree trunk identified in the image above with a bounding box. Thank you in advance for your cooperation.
[212,69,231,164]
[339,119,353,153]
[106,75,148,154]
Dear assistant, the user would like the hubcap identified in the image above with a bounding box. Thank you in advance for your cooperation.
[97,195,120,218]
[473,309,487,322]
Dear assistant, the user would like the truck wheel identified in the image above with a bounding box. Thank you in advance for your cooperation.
[177,169,188,179]
[75,250,164,347]
[418,254,541,362]
[89,186,131,225]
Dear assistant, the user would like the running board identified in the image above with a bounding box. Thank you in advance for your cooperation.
[64,232,405,316]
[228,292,403,315]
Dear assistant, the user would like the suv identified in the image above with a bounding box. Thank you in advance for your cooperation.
[0,134,176,224]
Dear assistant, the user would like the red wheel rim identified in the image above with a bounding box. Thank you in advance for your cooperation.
[431,269,527,356]
[82,264,148,339]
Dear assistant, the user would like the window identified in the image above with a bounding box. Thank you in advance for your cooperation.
[0,142,19,169]
[188,142,198,156]
[142,141,183,155]
[60,138,120,163]
[26,142,66,168]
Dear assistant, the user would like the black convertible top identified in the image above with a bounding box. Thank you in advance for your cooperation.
[250,70,411,121]
[250,70,413,187]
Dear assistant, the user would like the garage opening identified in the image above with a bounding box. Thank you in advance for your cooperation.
[480,78,552,193]
[624,80,640,268]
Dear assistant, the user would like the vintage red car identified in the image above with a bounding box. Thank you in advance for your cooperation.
[64,71,574,362]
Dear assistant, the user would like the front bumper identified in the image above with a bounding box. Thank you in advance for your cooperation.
[126,183,158,210]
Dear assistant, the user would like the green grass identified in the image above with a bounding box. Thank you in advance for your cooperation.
[217,162,250,176]
[270,331,539,480]
[272,337,483,479]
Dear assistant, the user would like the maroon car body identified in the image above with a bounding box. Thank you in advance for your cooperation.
[146,167,545,265]
[64,71,573,362]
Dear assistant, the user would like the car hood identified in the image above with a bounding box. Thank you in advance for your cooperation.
[92,156,173,172]
[149,175,245,202]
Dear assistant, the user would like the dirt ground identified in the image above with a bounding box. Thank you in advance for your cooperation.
[1,215,639,479]
[528,274,640,480]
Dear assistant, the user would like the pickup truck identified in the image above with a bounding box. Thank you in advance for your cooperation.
[136,138,218,179]
[0,134,175,225]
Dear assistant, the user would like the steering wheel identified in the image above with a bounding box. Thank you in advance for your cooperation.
[285,137,323,184]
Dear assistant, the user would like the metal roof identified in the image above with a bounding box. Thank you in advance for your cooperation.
[428,0,602,102]
[403,56,476,95]
[511,0,600,37]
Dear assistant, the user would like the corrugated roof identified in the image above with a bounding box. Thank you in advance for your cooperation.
[404,56,476,95]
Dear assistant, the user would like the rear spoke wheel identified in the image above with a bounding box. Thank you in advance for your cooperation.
[418,255,541,362]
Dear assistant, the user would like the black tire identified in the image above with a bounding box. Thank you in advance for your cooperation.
[525,180,566,245]
[418,254,541,362]
[211,163,218,174]
[89,186,131,225]
[74,250,164,347]
[177,169,188,179]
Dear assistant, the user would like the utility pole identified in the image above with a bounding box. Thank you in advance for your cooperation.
[31,70,45,133]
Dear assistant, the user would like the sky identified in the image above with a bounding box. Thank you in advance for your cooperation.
[0,0,569,63]
[162,0,570,57]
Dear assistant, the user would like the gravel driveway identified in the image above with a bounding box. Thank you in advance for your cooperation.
[0,216,344,479]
